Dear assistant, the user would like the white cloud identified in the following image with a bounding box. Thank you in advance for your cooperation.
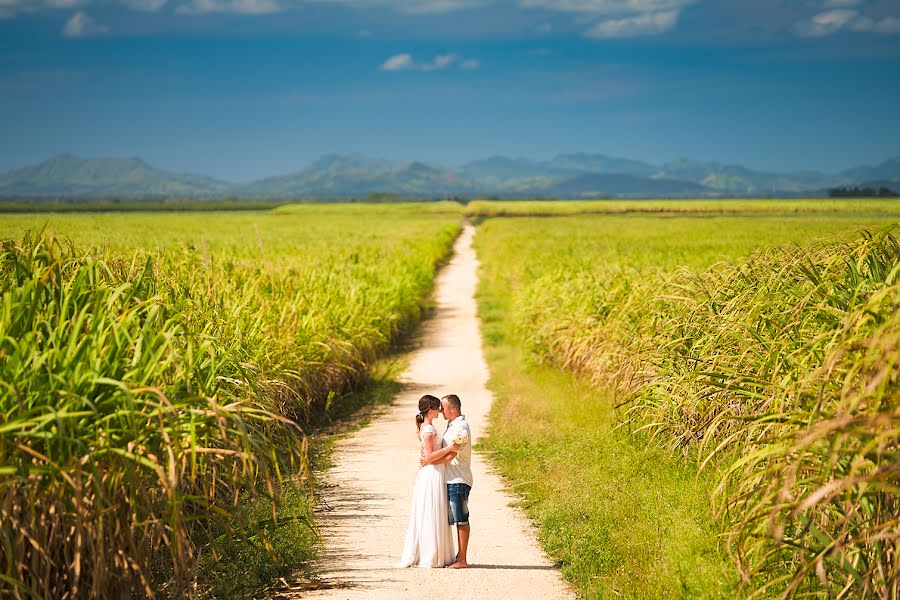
[795,9,858,36]
[123,0,167,10]
[422,53,458,70]
[795,8,900,36]
[401,0,479,13]
[380,52,479,72]
[520,0,691,15]
[0,0,85,18]
[521,0,693,38]
[176,0,278,14]
[848,14,900,35]
[1,0,486,16]
[380,53,414,70]
[314,0,486,14]
[586,8,678,37]
[62,10,107,36]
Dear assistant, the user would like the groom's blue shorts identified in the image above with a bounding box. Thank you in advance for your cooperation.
[448,483,471,525]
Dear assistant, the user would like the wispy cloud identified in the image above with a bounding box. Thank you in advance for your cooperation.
[0,0,85,18]
[400,0,482,13]
[795,9,858,36]
[520,0,690,15]
[795,7,900,36]
[423,53,457,70]
[586,9,678,37]
[315,0,486,14]
[123,0,168,11]
[0,0,28,19]
[521,0,694,38]
[380,53,414,70]
[176,0,278,14]
[822,0,862,7]
[380,52,478,71]
[62,10,108,36]
[852,15,900,33]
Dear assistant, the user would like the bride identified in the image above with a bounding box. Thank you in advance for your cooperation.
[397,395,461,568]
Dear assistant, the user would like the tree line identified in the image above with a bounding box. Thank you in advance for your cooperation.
[828,185,899,197]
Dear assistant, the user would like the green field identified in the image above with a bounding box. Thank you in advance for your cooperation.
[474,207,899,598]
[466,198,900,218]
[0,204,460,597]
[2,199,898,598]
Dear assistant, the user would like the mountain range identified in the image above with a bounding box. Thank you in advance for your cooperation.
[1,152,898,199]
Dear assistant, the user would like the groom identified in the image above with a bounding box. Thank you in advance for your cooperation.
[441,394,472,569]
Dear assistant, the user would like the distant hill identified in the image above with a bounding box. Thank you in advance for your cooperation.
[841,157,900,185]
[533,173,711,198]
[240,156,479,198]
[547,153,657,177]
[656,159,841,195]
[1,152,898,199]
[0,154,230,197]
[456,156,566,185]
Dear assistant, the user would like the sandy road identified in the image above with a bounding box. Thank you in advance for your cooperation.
[282,224,573,600]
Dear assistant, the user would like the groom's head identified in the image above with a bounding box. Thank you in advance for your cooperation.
[441,394,461,420]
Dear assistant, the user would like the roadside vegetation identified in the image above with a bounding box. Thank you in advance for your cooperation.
[3,197,897,598]
[466,198,900,218]
[0,204,461,597]
[474,208,899,598]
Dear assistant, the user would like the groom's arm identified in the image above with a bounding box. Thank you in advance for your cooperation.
[420,435,460,465]
[422,450,457,466]
[431,451,458,464]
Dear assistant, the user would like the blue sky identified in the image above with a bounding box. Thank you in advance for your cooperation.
[1,0,899,182]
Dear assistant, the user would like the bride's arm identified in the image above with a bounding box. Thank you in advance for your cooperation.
[421,433,460,465]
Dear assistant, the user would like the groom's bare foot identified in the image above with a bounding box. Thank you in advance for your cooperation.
[448,561,468,569]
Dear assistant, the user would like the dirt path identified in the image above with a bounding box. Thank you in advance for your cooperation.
[286,224,573,600]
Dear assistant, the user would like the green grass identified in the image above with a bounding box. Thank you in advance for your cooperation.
[0,198,291,213]
[202,357,407,598]
[474,210,900,598]
[475,220,740,599]
[466,198,900,218]
[476,296,737,598]
[0,204,461,598]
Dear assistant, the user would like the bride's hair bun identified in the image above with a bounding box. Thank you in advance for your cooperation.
[415,395,441,431]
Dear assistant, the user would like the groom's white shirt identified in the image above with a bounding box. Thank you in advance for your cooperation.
[442,415,473,487]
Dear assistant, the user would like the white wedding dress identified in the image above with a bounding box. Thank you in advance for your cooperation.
[397,424,456,568]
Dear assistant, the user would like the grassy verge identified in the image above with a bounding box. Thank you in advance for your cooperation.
[202,357,407,598]
[475,233,739,599]
[474,213,899,598]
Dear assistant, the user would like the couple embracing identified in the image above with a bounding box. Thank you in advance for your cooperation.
[397,394,472,569]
